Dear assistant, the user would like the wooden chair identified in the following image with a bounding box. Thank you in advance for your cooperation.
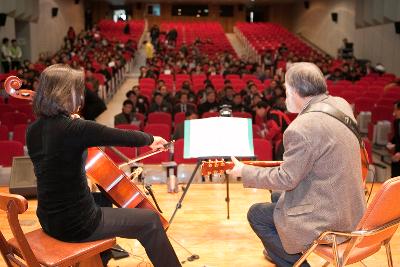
[0,193,116,267]
[294,177,400,267]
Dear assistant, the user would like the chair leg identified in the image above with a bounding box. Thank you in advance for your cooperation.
[332,240,342,267]
[293,242,319,267]
[385,242,394,267]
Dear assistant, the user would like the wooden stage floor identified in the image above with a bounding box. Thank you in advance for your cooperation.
[0,183,398,267]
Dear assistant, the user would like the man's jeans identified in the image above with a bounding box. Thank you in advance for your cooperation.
[247,192,311,267]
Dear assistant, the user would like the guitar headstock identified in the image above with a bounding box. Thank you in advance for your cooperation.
[201,159,233,176]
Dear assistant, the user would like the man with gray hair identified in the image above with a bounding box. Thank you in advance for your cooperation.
[228,62,366,266]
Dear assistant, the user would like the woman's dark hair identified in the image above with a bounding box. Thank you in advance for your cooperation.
[126,90,136,98]
[123,99,134,106]
[33,64,85,117]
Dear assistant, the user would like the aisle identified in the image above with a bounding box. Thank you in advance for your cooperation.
[226,33,246,58]
[95,78,137,128]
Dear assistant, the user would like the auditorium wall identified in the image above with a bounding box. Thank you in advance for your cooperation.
[142,4,246,33]
[0,16,16,41]
[29,0,85,61]
[269,0,400,75]
[90,3,246,33]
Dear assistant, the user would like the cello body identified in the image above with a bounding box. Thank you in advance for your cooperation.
[85,147,170,229]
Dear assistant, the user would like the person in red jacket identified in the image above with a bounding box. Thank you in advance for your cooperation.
[255,101,290,142]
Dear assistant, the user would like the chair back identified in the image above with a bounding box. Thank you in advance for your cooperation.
[147,112,172,126]
[12,124,28,146]
[0,125,8,141]
[0,141,24,167]
[253,138,273,161]
[143,123,171,141]
[355,177,400,248]
[115,124,140,131]
[0,193,40,267]
[174,112,186,125]
[173,138,197,164]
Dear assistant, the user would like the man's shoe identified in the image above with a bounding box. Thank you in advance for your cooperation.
[263,249,274,263]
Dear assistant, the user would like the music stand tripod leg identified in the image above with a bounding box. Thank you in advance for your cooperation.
[225,171,230,219]
[169,159,202,225]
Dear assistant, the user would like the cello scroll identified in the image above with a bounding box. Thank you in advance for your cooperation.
[4,76,35,100]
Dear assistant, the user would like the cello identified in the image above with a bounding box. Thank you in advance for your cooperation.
[3,76,170,229]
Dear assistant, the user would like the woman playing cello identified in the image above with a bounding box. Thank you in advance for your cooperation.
[25,64,181,267]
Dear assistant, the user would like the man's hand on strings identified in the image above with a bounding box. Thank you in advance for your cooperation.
[150,136,168,151]
[226,156,244,177]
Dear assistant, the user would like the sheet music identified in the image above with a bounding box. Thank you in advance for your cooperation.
[184,117,254,158]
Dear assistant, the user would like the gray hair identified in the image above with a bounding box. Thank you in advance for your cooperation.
[285,62,327,97]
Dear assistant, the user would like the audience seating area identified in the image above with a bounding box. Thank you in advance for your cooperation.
[1,20,399,178]
[98,19,145,44]
[0,98,32,167]
[235,22,315,59]
[235,22,315,63]
[159,22,236,58]
[140,73,267,94]
[327,74,399,132]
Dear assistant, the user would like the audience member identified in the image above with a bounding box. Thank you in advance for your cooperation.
[114,100,140,126]
[166,28,178,46]
[173,93,196,114]
[255,101,290,145]
[173,110,198,140]
[81,88,107,121]
[149,25,160,48]
[126,90,147,114]
[198,90,219,116]
[10,39,22,70]
[149,92,172,113]
[1,38,11,73]
[85,70,100,93]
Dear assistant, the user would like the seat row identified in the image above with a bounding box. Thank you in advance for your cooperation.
[0,138,273,169]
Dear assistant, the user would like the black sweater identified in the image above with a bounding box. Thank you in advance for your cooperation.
[26,115,154,242]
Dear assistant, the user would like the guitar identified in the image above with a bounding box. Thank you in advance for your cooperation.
[201,159,283,176]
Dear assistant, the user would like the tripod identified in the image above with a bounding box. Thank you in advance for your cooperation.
[169,159,202,225]
[169,158,232,225]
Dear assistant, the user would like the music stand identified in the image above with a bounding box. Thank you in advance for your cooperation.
[169,117,254,224]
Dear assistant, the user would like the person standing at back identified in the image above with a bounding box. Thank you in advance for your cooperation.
[9,39,22,70]
[229,62,366,267]
[1,38,11,73]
